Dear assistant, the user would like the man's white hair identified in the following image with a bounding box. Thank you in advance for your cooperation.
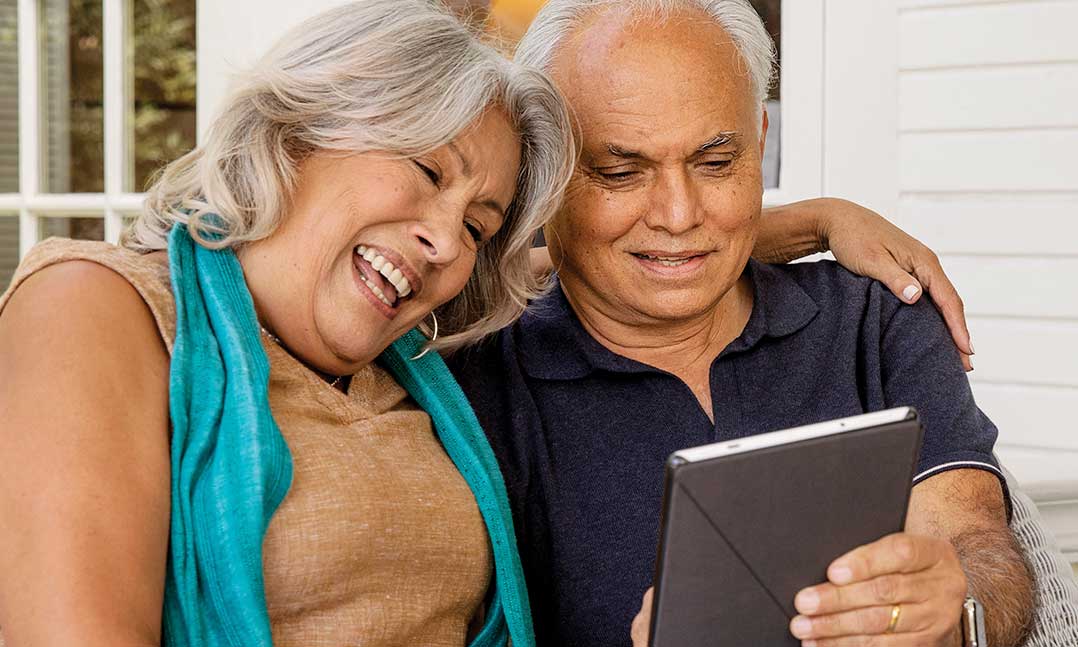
[515,0,776,106]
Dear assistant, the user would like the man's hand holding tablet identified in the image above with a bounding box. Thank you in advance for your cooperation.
[789,532,967,646]
[637,408,969,647]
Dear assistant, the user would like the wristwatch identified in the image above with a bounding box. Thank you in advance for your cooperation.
[961,596,987,647]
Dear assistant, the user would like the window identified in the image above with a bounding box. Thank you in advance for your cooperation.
[751,0,781,190]
[0,0,196,291]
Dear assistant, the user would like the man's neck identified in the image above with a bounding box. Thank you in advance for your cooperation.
[560,272,755,420]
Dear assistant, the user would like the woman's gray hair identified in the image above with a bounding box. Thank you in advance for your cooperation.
[515,0,776,107]
[125,0,574,351]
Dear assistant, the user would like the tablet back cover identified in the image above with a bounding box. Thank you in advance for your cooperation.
[649,418,923,647]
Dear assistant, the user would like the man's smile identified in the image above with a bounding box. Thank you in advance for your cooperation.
[629,250,711,274]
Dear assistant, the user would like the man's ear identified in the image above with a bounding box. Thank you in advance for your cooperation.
[759,103,769,158]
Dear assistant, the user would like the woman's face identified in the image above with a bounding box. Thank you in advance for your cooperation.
[239,108,522,375]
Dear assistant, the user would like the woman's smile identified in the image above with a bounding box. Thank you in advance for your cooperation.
[352,243,422,317]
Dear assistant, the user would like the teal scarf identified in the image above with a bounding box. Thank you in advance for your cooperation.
[163,224,534,647]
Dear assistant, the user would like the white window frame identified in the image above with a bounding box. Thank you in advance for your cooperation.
[762,0,825,207]
[2,0,141,258]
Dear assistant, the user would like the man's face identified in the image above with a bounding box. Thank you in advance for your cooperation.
[547,8,767,325]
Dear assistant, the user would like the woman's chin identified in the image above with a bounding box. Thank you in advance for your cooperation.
[321,321,411,370]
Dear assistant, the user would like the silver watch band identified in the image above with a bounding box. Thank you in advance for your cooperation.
[962,596,987,647]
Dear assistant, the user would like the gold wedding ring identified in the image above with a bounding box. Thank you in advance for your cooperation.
[885,604,902,634]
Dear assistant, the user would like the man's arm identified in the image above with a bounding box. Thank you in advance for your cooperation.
[908,469,1036,647]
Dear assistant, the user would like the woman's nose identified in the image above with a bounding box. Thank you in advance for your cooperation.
[411,210,464,266]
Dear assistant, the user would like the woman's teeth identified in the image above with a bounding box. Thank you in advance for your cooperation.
[355,245,412,299]
[359,273,394,306]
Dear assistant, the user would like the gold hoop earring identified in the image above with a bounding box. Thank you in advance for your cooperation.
[411,310,439,360]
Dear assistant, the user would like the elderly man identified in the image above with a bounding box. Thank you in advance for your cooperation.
[449,1,1036,646]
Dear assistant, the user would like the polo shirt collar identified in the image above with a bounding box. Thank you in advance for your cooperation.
[518,259,820,381]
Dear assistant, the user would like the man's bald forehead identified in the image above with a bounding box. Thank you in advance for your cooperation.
[515,0,775,107]
[548,7,752,119]
[549,4,729,80]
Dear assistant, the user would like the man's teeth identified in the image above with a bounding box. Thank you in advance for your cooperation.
[639,254,692,267]
[356,245,412,299]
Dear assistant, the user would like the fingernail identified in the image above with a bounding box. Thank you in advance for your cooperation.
[829,565,853,584]
[795,590,820,613]
[803,641,817,647]
[902,284,920,302]
[969,339,976,355]
[791,616,812,638]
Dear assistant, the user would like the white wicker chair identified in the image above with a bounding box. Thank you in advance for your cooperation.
[1004,466,1078,646]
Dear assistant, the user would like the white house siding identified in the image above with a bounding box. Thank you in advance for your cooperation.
[893,0,1078,557]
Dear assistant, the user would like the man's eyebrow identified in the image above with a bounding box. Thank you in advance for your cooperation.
[602,132,741,160]
[697,131,740,153]
[605,143,643,159]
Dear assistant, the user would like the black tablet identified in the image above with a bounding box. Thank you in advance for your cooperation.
[649,407,924,647]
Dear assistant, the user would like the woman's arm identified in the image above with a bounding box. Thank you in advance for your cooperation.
[754,198,974,370]
[0,261,171,646]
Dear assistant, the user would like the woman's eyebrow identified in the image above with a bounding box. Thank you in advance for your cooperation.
[480,199,507,221]
[449,142,472,175]
[446,142,508,217]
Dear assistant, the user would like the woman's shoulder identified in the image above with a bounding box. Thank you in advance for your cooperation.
[0,248,172,373]
[1,238,176,352]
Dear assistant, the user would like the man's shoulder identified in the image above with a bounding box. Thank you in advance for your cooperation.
[445,329,515,387]
[764,259,910,319]
[768,261,956,361]
[772,259,889,298]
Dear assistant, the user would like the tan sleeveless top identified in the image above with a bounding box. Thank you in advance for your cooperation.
[0,239,492,647]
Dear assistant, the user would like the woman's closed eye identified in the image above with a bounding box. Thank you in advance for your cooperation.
[415,160,441,186]
[464,221,483,243]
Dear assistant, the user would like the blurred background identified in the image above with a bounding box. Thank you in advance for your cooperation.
[0,0,1074,568]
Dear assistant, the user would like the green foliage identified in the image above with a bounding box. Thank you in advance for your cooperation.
[62,0,196,192]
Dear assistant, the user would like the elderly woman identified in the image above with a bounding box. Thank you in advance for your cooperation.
[0,1,979,647]
[0,1,571,645]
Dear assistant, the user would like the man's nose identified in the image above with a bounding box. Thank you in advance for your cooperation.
[644,170,704,235]
[411,204,465,266]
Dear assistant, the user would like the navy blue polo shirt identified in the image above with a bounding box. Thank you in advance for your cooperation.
[447,259,1004,647]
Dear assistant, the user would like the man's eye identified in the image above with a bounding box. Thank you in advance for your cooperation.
[700,159,733,172]
[595,169,638,182]
[415,161,440,186]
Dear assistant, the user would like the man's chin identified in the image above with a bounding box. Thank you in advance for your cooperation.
[621,293,729,324]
